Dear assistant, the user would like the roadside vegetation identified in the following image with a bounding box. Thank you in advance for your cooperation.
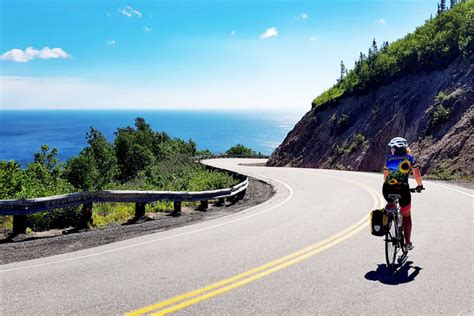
[0,118,246,232]
[225,144,266,157]
[312,1,473,108]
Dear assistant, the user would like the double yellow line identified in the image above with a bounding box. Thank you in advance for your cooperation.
[126,177,383,316]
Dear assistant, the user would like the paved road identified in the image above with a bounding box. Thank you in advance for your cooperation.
[1,159,472,315]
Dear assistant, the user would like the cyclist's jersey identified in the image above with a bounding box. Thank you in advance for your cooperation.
[384,154,418,185]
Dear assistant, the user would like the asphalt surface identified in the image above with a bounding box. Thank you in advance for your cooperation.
[1,158,472,315]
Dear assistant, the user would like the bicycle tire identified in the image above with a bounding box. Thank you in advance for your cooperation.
[385,216,398,270]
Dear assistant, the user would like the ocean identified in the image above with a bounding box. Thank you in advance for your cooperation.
[0,109,303,166]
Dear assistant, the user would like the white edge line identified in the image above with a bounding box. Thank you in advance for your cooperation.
[0,173,294,273]
[427,181,473,198]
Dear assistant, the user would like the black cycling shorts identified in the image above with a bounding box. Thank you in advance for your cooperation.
[382,182,411,207]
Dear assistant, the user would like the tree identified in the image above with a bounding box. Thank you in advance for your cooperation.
[440,0,447,12]
[368,39,378,59]
[450,0,457,8]
[0,161,23,199]
[225,144,257,157]
[33,144,61,179]
[339,60,347,83]
[86,128,118,187]
[64,150,99,191]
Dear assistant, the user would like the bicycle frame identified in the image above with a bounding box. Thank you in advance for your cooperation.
[385,194,408,269]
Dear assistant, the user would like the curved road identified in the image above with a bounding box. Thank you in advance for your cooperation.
[1,159,472,315]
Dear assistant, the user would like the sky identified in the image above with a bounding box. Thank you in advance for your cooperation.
[0,0,439,110]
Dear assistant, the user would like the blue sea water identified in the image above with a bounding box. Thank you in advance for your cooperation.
[0,110,302,166]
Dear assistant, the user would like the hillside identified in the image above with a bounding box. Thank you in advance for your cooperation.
[268,1,473,179]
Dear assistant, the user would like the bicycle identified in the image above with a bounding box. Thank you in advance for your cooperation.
[385,188,424,271]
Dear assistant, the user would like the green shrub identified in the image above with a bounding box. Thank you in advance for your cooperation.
[432,167,455,180]
[225,144,259,157]
[432,104,450,124]
[26,207,82,231]
[330,114,350,129]
[336,133,366,154]
[435,90,449,103]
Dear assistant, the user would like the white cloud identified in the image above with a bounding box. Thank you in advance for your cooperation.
[119,5,142,18]
[260,27,278,39]
[144,27,152,32]
[377,18,386,25]
[309,36,320,42]
[106,12,112,17]
[0,47,71,62]
[106,40,116,45]
[297,13,308,19]
[231,30,236,36]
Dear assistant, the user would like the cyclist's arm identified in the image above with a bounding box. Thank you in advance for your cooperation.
[383,167,389,179]
[413,166,423,186]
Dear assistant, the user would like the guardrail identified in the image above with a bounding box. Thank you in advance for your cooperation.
[0,166,248,236]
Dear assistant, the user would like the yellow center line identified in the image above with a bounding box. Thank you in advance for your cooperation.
[150,215,371,316]
[125,175,384,316]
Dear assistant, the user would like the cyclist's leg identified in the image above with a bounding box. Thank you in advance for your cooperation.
[401,205,412,243]
[400,184,412,246]
[382,183,397,209]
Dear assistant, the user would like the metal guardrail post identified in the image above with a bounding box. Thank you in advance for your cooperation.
[135,202,146,220]
[79,202,93,229]
[217,198,226,206]
[12,215,27,235]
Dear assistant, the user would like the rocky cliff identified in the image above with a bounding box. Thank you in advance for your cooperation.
[268,58,473,179]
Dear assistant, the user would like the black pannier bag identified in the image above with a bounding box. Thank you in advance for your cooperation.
[370,208,389,236]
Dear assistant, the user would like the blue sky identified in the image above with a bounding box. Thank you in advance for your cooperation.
[0,0,439,110]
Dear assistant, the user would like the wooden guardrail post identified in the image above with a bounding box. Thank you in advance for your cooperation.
[135,202,146,220]
[79,202,93,229]
[237,189,246,201]
[172,201,181,216]
[217,198,226,206]
[12,215,27,235]
[199,200,208,211]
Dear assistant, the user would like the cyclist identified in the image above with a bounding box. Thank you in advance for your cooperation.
[383,137,424,251]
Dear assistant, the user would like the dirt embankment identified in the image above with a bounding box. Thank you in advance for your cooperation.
[268,59,473,179]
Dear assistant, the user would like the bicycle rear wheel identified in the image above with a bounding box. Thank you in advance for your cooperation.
[385,217,399,270]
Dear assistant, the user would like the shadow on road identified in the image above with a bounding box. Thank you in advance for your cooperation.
[364,261,422,285]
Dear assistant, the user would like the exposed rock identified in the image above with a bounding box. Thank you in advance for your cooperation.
[268,59,473,179]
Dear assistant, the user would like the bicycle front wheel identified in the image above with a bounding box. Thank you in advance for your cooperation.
[385,217,399,270]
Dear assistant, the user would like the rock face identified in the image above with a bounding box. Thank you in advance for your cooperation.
[268,59,473,179]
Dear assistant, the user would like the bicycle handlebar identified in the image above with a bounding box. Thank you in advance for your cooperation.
[409,187,425,193]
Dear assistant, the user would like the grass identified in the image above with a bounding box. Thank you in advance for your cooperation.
[430,167,455,180]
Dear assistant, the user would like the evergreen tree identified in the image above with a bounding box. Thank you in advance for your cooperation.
[339,60,347,83]
[440,0,447,12]
[368,39,378,59]
[450,0,457,8]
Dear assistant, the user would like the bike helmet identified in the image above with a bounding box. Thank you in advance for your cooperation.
[388,137,408,148]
